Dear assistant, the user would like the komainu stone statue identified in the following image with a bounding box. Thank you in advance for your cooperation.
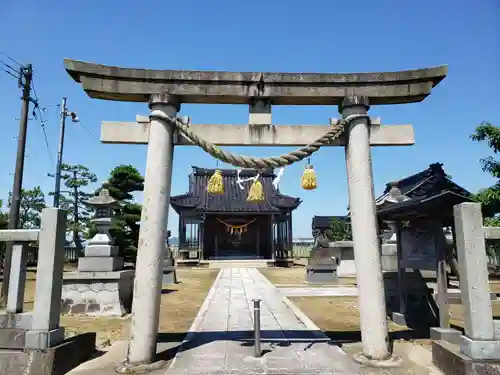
[312,229,330,248]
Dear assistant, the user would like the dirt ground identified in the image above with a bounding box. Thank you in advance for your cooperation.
[259,267,357,286]
[0,268,219,346]
[291,296,500,348]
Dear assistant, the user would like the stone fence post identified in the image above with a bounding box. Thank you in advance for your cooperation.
[25,208,66,349]
[453,202,500,360]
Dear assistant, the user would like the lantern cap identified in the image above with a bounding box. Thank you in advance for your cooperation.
[84,188,121,208]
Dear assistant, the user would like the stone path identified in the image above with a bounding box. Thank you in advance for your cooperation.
[165,268,360,374]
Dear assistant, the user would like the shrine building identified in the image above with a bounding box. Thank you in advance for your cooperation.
[170,167,301,262]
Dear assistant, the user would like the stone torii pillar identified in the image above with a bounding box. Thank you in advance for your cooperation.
[341,96,392,363]
[127,93,179,367]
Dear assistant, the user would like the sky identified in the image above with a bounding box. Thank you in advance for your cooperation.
[0,0,499,238]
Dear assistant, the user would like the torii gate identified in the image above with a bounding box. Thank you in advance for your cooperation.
[64,59,447,370]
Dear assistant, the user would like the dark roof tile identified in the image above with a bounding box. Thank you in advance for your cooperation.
[171,167,301,213]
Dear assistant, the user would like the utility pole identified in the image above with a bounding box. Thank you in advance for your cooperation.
[53,97,78,208]
[2,64,33,304]
[72,170,81,250]
[53,97,67,208]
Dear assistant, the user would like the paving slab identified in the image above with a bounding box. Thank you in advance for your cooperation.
[165,268,360,374]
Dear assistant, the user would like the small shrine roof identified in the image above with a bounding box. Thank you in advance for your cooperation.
[376,163,474,222]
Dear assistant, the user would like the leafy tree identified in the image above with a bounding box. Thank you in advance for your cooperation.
[8,186,45,229]
[325,217,352,242]
[0,200,7,230]
[471,122,500,263]
[93,165,144,262]
[50,163,97,250]
[471,121,500,218]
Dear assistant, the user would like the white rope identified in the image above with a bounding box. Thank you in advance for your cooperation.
[272,167,285,190]
[236,169,260,190]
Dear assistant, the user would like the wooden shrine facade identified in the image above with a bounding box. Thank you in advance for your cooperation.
[170,167,301,260]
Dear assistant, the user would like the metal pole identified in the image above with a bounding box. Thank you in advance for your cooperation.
[2,64,33,304]
[253,298,261,357]
[53,97,67,208]
[72,170,80,250]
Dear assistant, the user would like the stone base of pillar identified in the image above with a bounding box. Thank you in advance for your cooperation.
[0,332,96,375]
[352,351,403,368]
[430,327,462,345]
[115,358,167,374]
[77,256,124,272]
[61,270,134,316]
[25,327,65,349]
[0,311,32,330]
[433,339,500,375]
[461,336,500,360]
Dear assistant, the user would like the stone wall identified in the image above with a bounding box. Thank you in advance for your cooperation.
[61,270,134,316]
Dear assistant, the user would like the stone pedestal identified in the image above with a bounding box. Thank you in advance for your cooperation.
[62,270,134,316]
[306,247,338,283]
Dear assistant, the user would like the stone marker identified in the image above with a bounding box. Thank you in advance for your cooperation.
[453,203,500,360]
[26,208,66,349]
[162,229,177,285]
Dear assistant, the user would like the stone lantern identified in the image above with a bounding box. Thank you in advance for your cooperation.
[78,189,122,271]
[61,188,135,316]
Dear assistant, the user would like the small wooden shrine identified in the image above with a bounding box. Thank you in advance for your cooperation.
[170,167,301,260]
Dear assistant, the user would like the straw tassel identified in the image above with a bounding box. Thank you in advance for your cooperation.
[247,177,265,203]
[207,169,224,195]
[301,164,317,190]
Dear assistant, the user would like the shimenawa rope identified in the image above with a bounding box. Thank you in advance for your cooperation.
[149,111,369,170]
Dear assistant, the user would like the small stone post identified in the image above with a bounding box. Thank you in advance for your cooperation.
[453,202,500,359]
[6,243,28,313]
[26,208,66,349]
[341,96,398,366]
[126,93,179,367]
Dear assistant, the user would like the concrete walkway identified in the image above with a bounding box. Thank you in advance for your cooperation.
[165,268,360,374]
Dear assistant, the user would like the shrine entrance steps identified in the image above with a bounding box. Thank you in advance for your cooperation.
[204,259,272,268]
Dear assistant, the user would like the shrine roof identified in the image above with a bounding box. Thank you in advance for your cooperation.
[170,167,301,214]
[376,162,474,221]
[379,162,472,200]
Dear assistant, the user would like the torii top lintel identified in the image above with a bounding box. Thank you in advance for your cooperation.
[63,59,447,106]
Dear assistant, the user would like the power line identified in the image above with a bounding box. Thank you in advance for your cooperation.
[0,60,20,80]
[30,79,53,163]
[0,59,19,74]
[77,120,99,142]
[0,51,22,67]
